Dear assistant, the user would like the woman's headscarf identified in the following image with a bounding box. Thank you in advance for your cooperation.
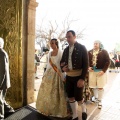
[94,40,104,49]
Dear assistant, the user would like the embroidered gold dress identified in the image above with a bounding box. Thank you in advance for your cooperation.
[36,51,68,118]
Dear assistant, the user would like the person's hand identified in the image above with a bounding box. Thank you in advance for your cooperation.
[62,65,69,72]
[88,67,94,72]
[97,71,104,76]
[63,78,66,83]
[42,75,45,79]
[61,62,65,67]
[77,79,85,88]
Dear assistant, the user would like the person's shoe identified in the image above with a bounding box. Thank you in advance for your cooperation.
[0,119,4,120]
[82,112,87,120]
[4,108,15,118]
[8,108,15,113]
[91,96,98,103]
[91,96,95,102]
[35,76,39,79]
[0,116,4,120]
[5,107,15,113]
[95,98,99,103]
[72,117,78,120]
[68,116,72,120]
[98,101,102,109]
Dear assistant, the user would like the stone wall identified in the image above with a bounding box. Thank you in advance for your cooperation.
[0,0,38,108]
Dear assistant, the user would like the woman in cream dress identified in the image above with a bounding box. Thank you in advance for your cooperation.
[36,39,68,118]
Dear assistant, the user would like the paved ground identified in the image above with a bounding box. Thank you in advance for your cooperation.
[87,72,120,120]
[31,68,120,120]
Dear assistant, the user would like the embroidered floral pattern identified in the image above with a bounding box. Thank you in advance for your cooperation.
[92,50,99,66]
[36,68,68,118]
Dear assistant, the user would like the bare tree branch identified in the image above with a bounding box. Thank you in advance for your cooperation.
[35,13,85,50]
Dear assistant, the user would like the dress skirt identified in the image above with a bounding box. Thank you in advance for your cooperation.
[36,68,68,118]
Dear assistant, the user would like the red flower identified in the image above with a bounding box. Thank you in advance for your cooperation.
[116,60,119,62]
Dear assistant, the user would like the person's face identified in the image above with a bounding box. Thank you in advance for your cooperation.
[94,42,100,50]
[0,42,2,48]
[0,39,4,48]
[0,42,3,48]
[50,40,57,49]
[66,32,76,45]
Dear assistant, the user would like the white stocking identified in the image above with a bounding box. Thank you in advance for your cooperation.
[69,101,78,119]
[93,88,98,99]
[98,89,104,101]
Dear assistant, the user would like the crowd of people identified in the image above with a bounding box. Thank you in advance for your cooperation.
[0,29,119,119]
[109,51,120,73]
[35,30,114,120]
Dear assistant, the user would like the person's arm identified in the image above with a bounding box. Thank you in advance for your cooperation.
[0,54,5,89]
[88,51,93,72]
[113,54,116,60]
[43,52,50,74]
[77,46,89,88]
[102,50,110,73]
[80,46,89,80]
[60,50,66,72]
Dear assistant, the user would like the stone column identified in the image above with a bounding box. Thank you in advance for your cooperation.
[23,0,38,105]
